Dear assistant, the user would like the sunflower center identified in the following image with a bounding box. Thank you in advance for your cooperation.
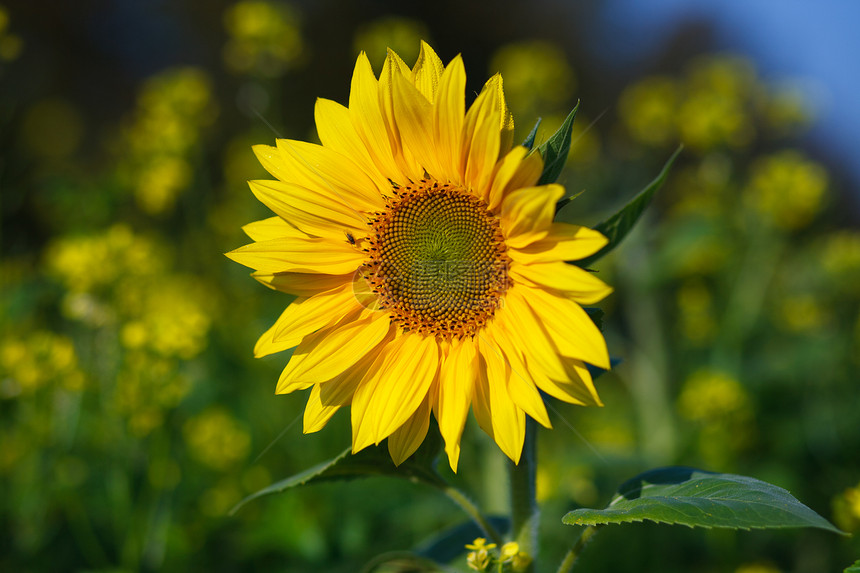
[362,179,510,339]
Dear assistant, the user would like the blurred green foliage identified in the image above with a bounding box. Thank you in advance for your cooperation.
[1,2,858,572]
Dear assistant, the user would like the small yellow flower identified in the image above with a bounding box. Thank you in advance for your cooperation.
[500,541,519,561]
[465,537,497,551]
[229,42,612,470]
[466,537,496,572]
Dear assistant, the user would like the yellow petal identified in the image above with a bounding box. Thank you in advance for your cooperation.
[496,74,515,156]
[274,139,385,211]
[226,235,365,275]
[437,338,477,473]
[315,97,392,192]
[525,287,611,369]
[540,359,603,407]
[242,216,305,242]
[434,55,466,184]
[302,336,393,434]
[387,394,432,465]
[253,305,299,359]
[352,333,439,448]
[411,41,444,101]
[472,354,494,440]
[508,223,609,264]
[277,310,391,391]
[302,384,340,433]
[249,179,366,239]
[270,283,363,346]
[478,336,525,464]
[379,49,422,180]
[495,285,566,381]
[348,52,403,181]
[500,184,564,249]
[482,324,551,428]
[487,146,528,211]
[462,75,502,196]
[392,72,446,179]
[511,261,613,305]
[251,271,351,297]
[499,150,544,207]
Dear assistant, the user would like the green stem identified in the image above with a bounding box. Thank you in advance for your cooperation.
[556,525,602,573]
[509,418,538,571]
[442,485,505,546]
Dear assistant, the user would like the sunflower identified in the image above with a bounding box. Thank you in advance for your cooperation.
[228,42,612,471]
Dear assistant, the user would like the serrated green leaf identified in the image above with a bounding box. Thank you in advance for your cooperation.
[522,118,541,150]
[414,517,509,563]
[563,467,844,534]
[844,559,860,573]
[536,103,579,185]
[576,145,682,268]
[230,430,445,515]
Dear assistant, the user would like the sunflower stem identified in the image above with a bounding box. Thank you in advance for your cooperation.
[509,417,538,571]
[555,525,601,573]
[442,485,505,546]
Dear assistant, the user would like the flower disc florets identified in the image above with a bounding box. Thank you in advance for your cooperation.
[362,178,511,340]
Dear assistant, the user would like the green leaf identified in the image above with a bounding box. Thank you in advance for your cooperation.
[576,145,682,268]
[414,517,509,563]
[845,560,860,573]
[554,190,584,216]
[521,118,541,150]
[360,551,444,572]
[563,466,844,534]
[230,429,446,515]
[536,103,579,185]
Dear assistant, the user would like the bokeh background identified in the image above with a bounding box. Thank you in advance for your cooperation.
[2,1,859,571]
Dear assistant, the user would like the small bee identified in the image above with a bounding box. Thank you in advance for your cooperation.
[345,232,356,245]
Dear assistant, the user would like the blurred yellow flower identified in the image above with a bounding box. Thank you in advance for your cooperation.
[228,42,612,470]
[833,482,860,532]
[0,331,85,396]
[774,293,827,333]
[490,41,576,117]
[353,16,429,69]
[185,408,251,470]
[46,225,165,294]
[119,67,215,214]
[821,231,860,294]
[678,370,749,423]
[0,4,22,62]
[619,77,678,147]
[677,279,716,343]
[679,89,752,150]
[678,369,753,466]
[223,0,304,77]
[115,355,191,436]
[745,150,828,230]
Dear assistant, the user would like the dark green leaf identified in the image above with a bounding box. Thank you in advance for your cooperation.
[844,559,860,573]
[360,551,444,573]
[576,145,682,268]
[554,190,584,216]
[536,103,579,185]
[584,306,604,330]
[563,467,844,534]
[522,118,541,150]
[230,429,446,514]
[414,517,509,563]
